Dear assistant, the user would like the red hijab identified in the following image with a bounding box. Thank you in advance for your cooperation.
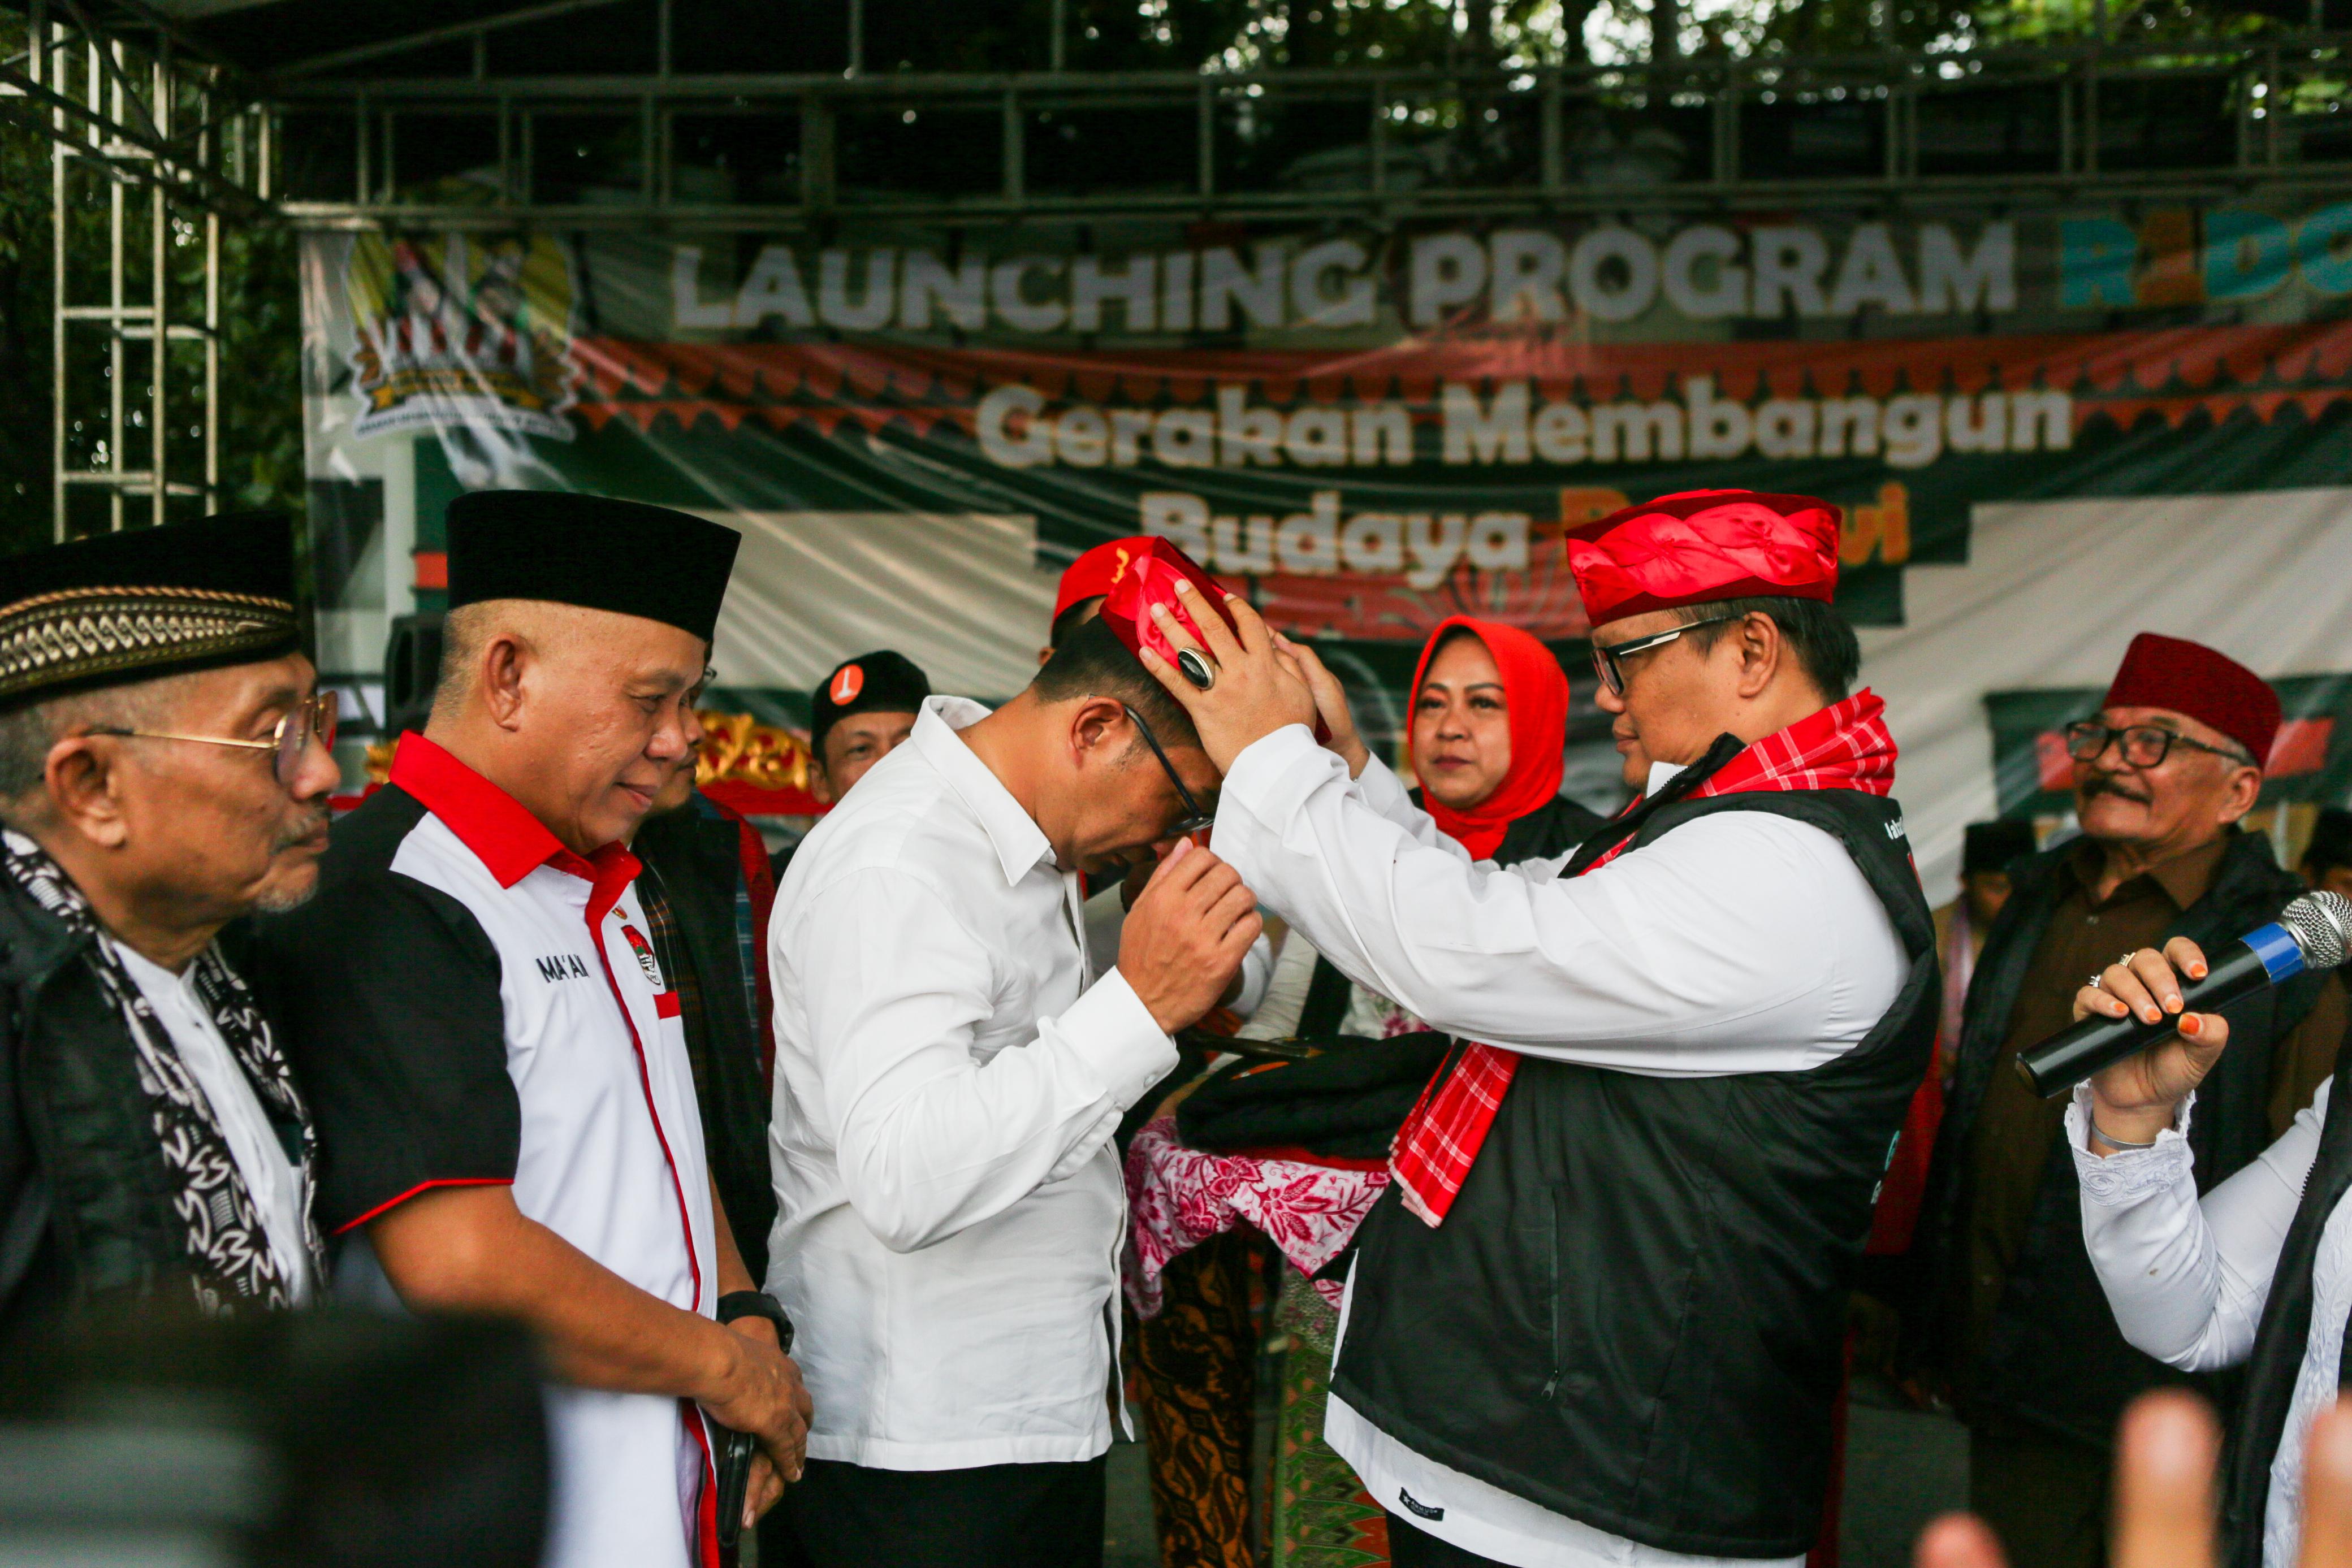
[1408,616,1571,861]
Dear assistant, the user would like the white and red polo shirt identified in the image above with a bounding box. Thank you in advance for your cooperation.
[260,733,720,1568]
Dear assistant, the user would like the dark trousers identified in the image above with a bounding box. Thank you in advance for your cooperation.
[1386,1514,1510,1568]
[771,1454,1107,1568]
[1968,1422,2109,1568]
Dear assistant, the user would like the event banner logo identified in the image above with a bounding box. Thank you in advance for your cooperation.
[345,232,581,441]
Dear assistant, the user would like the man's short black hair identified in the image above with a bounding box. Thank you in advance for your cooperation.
[1679,596,1861,701]
[1032,614,1202,751]
[1048,596,1102,653]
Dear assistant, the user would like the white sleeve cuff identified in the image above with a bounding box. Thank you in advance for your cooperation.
[2068,1084,2198,1205]
[1070,966,1181,1111]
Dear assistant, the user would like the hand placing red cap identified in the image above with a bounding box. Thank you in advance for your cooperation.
[1131,577,1326,776]
[1097,536,1242,672]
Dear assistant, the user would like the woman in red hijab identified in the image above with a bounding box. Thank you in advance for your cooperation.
[1407,615,1596,867]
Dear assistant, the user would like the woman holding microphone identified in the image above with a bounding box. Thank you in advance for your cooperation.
[2070,932,2352,1568]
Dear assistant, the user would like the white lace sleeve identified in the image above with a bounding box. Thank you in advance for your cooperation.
[2069,1080,2328,1372]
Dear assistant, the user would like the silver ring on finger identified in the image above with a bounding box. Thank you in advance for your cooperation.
[1177,647,1217,691]
[2087,973,2104,990]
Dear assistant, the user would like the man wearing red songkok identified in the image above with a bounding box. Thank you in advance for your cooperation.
[1139,490,1936,1568]
[766,573,1263,1568]
[1914,633,2344,1568]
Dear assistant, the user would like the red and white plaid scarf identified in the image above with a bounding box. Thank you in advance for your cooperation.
[1387,688,1900,1225]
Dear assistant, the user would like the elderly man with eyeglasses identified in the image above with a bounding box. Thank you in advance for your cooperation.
[1913,631,2346,1568]
[0,511,339,1333]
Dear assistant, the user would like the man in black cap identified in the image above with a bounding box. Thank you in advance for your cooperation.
[254,492,809,1568]
[0,511,338,1333]
[1936,820,2039,1055]
[771,651,932,886]
[810,651,929,809]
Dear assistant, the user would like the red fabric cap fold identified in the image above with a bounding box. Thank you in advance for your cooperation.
[1409,617,1570,861]
[2102,631,2281,768]
[1054,536,1155,622]
[1567,490,1841,629]
[1097,537,1241,666]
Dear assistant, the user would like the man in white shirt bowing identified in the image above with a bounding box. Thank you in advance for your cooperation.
[1138,490,1940,1568]
[766,605,1264,1568]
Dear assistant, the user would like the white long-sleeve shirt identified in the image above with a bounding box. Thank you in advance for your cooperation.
[2073,1079,2348,1568]
[1209,725,1907,1568]
[764,696,1179,1470]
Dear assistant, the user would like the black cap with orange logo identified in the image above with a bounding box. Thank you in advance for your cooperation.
[811,649,931,759]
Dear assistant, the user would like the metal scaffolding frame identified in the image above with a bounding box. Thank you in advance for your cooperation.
[6,1,269,539]
[257,1,2352,230]
[2,0,2350,542]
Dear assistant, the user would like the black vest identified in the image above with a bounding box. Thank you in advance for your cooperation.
[0,878,212,1331]
[2221,1032,2352,1568]
[1329,779,1937,1559]
[633,800,777,1288]
[1918,830,2329,1446]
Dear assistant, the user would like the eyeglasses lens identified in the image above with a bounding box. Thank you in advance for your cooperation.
[2065,722,2170,769]
[1590,648,1623,698]
[276,691,340,785]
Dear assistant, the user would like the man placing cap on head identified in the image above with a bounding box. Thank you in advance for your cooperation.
[1914,633,2343,1568]
[1136,490,1935,1568]
[766,563,1262,1568]
[0,512,336,1332]
[253,492,810,1568]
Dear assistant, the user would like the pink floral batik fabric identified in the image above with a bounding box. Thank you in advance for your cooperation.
[1123,1116,1390,1318]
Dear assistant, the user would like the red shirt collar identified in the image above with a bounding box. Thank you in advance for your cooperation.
[388,731,639,894]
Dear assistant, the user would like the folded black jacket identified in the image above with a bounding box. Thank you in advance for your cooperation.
[1177,1032,1452,1162]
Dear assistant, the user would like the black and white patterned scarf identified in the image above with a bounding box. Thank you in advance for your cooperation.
[1,828,325,1312]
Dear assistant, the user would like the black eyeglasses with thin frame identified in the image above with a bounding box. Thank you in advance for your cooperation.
[1590,613,1743,698]
[2063,719,2256,771]
[1120,703,1216,837]
[89,688,340,789]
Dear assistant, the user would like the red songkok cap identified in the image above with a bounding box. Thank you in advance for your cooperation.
[1054,536,1155,623]
[1097,536,1241,666]
[2102,631,2281,768]
[1568,490,1841,630]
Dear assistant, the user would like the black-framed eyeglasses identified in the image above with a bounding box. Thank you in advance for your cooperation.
[2063,719,2255,771]
[90,688,340,789]
[1120,703,1216,837]
[1590,614,1742,698]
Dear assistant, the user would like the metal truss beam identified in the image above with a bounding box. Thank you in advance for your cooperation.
[263,31,2352,228]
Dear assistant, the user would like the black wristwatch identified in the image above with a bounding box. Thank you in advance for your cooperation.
[717,1289,795,1354]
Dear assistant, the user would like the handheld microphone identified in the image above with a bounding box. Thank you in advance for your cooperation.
[2015,890,2352,1098]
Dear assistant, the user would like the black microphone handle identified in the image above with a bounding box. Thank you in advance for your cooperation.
[2014,937,2277,1098]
